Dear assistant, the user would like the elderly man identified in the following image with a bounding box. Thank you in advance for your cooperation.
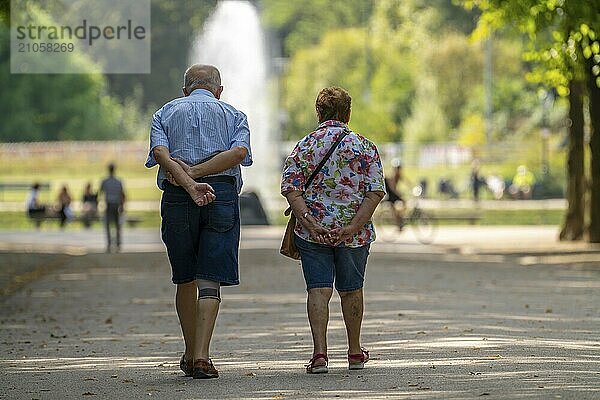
[145,64,252,379]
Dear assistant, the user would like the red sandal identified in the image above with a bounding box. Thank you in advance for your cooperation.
[348,347,369,370]
[306,353,328,374]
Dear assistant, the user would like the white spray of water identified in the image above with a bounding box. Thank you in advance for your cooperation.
[190,0,277,208]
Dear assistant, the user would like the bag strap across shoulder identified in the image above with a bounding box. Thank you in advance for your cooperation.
[305,126,350,188]
[284,126,349,217]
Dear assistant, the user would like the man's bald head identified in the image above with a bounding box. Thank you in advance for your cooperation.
[183,64,222,97]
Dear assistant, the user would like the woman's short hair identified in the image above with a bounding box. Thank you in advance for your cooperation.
[315,87,351,123]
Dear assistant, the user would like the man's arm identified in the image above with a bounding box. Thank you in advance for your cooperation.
[153,146,216,206]
[171,146,248,179]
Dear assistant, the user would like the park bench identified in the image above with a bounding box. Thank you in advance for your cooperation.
[0,182,50,201]
[429,213,482,225]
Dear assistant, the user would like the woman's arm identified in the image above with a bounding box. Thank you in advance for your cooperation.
[152,146,216,206]
[283,190,334,245]
[331,191,385,245]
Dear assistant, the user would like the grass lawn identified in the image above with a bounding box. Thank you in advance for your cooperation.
[0,142,161,204]
[0,211,160,230]
[0,141,565,230]
[0,209,563,230]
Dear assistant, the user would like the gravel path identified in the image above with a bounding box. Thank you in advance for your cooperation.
[0,249,599,399]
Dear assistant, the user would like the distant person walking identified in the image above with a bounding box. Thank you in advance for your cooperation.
[145,64,252,379]
[281,87,385,374]
[100,164,126,252]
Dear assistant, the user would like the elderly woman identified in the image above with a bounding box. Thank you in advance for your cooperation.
[281,87,385,374]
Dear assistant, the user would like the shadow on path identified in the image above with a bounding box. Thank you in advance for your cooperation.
[0,251,599,399]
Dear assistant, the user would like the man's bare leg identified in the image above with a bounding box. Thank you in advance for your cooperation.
[176,282,197,360]
[307,287,333,364]
[193,298,220,360]
[339,288,364,355]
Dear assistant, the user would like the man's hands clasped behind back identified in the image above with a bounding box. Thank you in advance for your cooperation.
[167,157,216,207]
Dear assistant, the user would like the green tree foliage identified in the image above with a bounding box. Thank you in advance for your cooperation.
[0,4,141,142]
[282,16,416,142]
[106,0,217,109]
[279,0,499,143]
[260,0,373,57]
[422,33,483,130]
[465,0,600,92]
[463,0,600,242]
[0,1,7,24]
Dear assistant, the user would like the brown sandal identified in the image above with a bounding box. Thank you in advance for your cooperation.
[193,358,219,379]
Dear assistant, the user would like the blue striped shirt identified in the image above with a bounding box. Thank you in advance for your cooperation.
[145,89,252,192]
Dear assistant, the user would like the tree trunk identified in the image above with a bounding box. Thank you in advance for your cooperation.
[587,59,600,243]
[559,79,585,241]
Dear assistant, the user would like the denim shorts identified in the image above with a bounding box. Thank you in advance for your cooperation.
[294,235,370,292]
[160,177,240,285]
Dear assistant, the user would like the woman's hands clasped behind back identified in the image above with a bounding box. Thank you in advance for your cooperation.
[298,213,359,247]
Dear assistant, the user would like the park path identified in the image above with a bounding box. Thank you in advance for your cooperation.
[0,245,599,399]
[1,225,599,260]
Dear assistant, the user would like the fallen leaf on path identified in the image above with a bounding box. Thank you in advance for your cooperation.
[82,392,96,396]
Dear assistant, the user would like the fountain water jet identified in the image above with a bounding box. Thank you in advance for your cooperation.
[189,0,278,213]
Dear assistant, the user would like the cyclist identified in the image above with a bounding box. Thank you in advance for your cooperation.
[384,160,407,229]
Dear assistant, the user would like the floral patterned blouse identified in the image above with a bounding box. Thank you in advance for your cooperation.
[281,120,386,247]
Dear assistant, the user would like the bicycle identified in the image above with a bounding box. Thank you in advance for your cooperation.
[374,185,438,244]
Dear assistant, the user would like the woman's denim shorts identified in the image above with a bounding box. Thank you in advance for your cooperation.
[160,177,240,285]
[294,235,370,292]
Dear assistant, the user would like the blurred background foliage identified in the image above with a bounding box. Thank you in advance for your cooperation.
[0,0,217,141]
[0,0,584,145]
[0,0,597,202]
[276,0,563,144]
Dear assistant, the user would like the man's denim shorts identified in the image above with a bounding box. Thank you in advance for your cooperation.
[294,235,370,292]
[160,177,240,285]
